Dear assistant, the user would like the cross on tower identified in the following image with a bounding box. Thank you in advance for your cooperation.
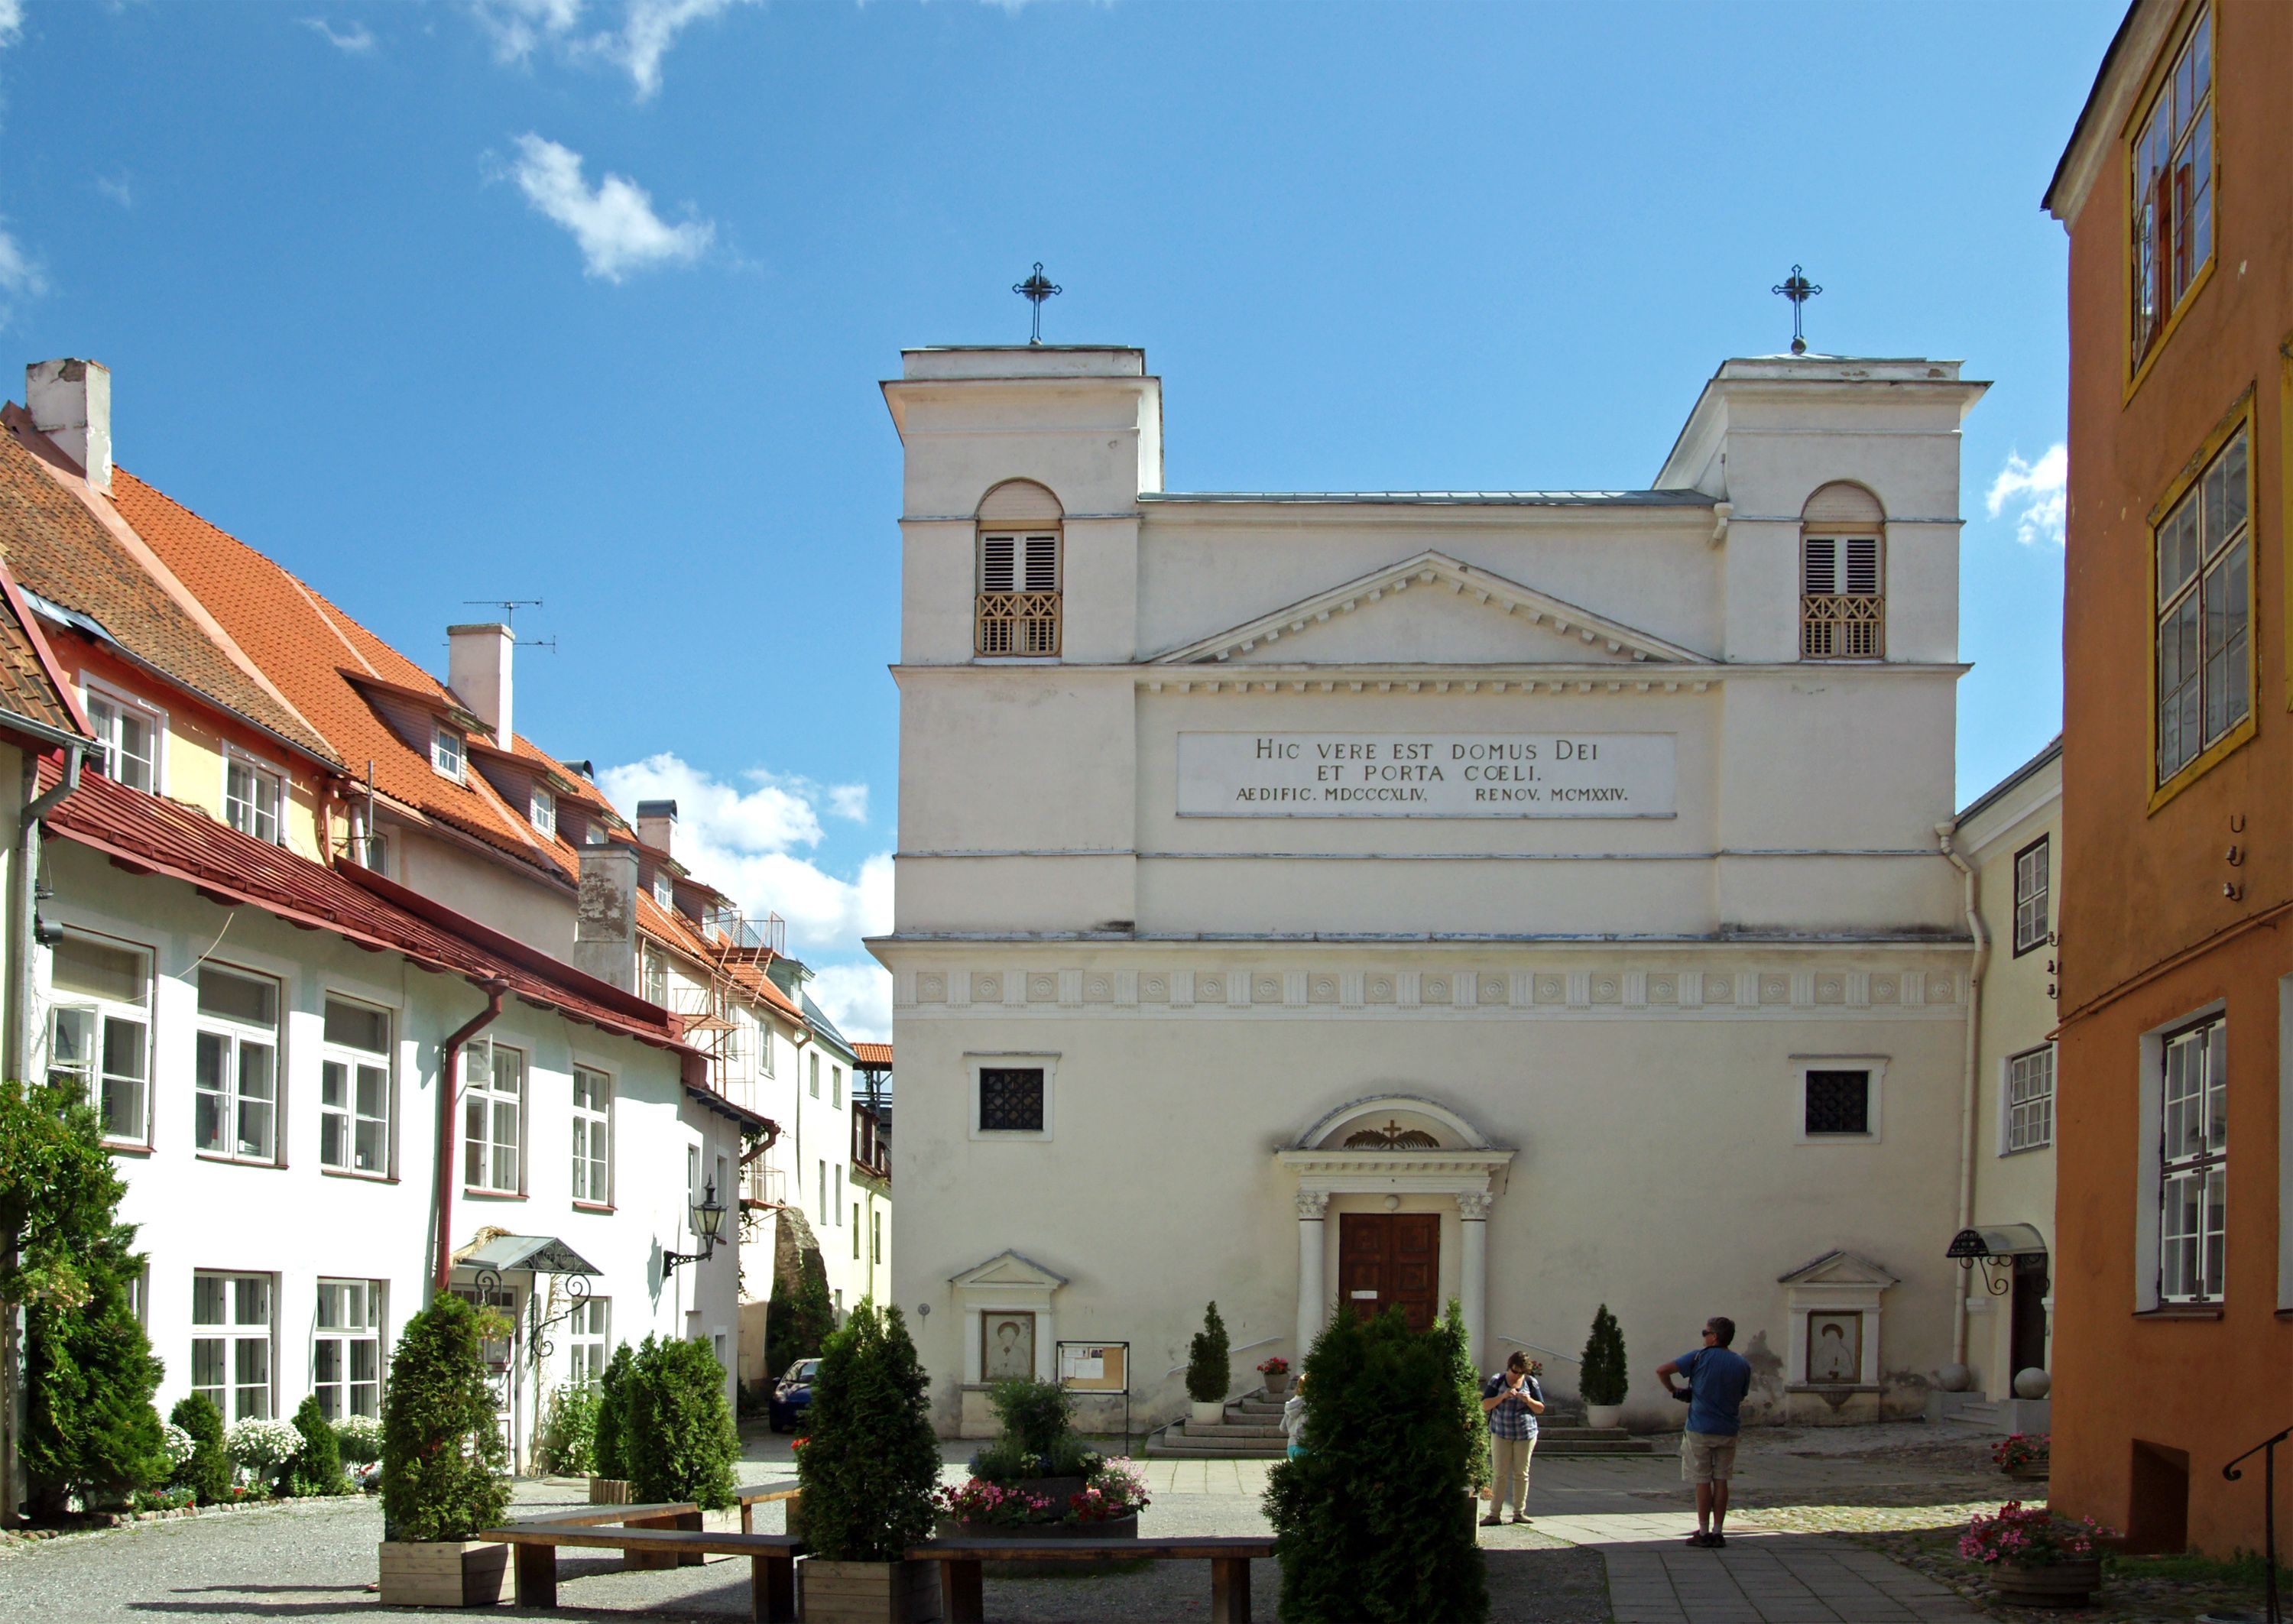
[1771,264,1822,355]
[1013,262,1061,345]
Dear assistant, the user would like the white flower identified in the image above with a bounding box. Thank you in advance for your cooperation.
[225,1418,305,1470]
[159,1421,198,1470]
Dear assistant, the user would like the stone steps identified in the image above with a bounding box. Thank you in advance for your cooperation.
[1142,1389,1655,1459]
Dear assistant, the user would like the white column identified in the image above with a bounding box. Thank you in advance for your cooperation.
[1458,1188,1493,1371]
[1295,1189,1329,1360]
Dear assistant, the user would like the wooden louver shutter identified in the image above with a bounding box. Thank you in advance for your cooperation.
[1842,537,1880,598]
[1803,536,1837,596]
[980,534,1017,592]
[1022,534,1059,592]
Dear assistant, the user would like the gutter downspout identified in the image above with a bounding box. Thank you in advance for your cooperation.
[432,981,509,1300]
[1937,821,1988,1369]
[5,741,82,1529]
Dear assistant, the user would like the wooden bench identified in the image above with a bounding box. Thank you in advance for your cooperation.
[498,1501,704,1572]
[910,1535,1277,1624]
[734,1480,801,1535]
[479,1525,805,1622]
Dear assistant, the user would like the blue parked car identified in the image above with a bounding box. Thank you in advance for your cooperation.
[770,1358,821,1433]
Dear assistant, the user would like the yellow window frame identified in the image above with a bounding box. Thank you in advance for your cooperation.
[2122,0,2220,404]
[2146,387,2258,814]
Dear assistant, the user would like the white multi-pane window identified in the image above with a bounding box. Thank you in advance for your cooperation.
[320,998,391,1175]
[223,751,283,844]
[654,870,676,910]
[464,1040,524,1194]
[2156,426,2249,783]
[313,1279,384,1420]
[2012,837,2051,956]
[195,966,279,1162]
[833,1164,843,1224]
[642,945,668,1006]
[566,1299,609,1383]
[852,1204,860,1259]
[530,788,556,838]
[2159,1017,2227,1302]
[832,1065,842,1110]
[809,1052,819,1098]
[192,1272,273,1421]
[572,1065,611,1204]
[49,934,151,1143]
[760,1024,775,1078]
[2130,5,2213,365]
[2005,1045,2055,1154]
[84,685,161,792]
[817,1159,828,1225]
[431,724,465,783]
[872,1207,882,1266]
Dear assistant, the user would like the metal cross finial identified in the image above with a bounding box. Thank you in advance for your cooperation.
[1771,264,1822,355]
[1013,261,1061,345]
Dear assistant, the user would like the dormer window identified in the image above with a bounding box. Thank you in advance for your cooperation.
[1799,482,1885,660]
[975,478,1062,658]
[654,870,675,910]
[530,788,556,838]
[431,724,465,783]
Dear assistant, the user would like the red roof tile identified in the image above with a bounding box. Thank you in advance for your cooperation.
[0,558,90,741]
[853,1042,893,1068]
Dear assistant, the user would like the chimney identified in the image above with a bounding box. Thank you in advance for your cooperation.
[572,842,639,993]
[26,359,112,493]
[446,623,513,745]
[637,799,677,856]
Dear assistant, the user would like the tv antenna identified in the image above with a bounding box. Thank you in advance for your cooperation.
[465,598,543,630]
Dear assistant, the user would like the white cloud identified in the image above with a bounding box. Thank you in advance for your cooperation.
[96,173,133,208]
[503,133,712,281]
[595,754,891,961]
[600,0,755,101]
[1986,443,2068,548]
[0,0,21,50]
[808,961,891,1045]
[0,223,46,324]
[827,783,869,822]
[469,0,583,64]
[302,17,378,53]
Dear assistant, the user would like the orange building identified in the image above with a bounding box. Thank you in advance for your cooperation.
[2045,0,2292,1556]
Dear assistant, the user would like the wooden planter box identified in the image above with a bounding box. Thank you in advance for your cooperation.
[376,1540,508,1608]
[1989,1556,2100,1607]
[799,1558,942,1624]
[938,1512,1140,1575]
[589,1477,634,1504]
[2003,1462,2051,1483]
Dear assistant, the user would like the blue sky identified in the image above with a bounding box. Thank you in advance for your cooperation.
[0,0,2119,1037]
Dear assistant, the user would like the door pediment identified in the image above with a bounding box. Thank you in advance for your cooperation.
[1149,550,1708,668]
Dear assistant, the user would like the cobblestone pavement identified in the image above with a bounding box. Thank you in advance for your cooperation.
[0,1423,2062,1622]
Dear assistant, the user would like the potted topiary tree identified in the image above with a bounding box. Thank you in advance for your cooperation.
[624,1335,740,1569]
[589,1341,634,1504]
[1579,1305,1628,1430]
[1185,1301,1230,1428]
[796,1301,944,1624]
[377,1292,512,1607]
[1265,1305,1489,1622]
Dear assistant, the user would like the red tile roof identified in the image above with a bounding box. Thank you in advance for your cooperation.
[853,1042,893,1068]
[0,558,90,742]
[0,410,337,764]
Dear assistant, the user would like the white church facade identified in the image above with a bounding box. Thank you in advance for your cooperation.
[874,345,1987,1435]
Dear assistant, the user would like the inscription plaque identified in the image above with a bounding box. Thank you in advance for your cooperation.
[1177,731,1676,818]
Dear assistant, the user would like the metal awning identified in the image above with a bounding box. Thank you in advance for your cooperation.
[453,1234,602,1276]
[1945,1224,2047,1260]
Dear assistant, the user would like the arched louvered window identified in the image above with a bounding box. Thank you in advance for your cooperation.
[975,479,1062,657]
[1800,482,1886,660]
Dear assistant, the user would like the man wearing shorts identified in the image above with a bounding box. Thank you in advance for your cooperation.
[1656,1316,1753,1548]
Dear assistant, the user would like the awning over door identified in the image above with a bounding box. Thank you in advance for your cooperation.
[454,1233,602,1276]
[1945,1224,2048,1260]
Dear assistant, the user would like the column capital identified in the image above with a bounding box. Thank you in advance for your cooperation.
[1294,1188,1331,1220]
[1455,1188,1494,1221]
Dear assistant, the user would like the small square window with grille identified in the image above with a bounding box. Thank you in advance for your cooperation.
[1804,1070,1870,1136]
[978,1067,1046,1133]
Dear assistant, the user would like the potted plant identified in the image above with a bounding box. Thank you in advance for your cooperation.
[941,1381,1147,1570]
[1993,1432,2051,1482]
[1186,1301,1231,1427]
[1960,1501,2111,1606]
[589,1341,634,1504]
[795,1301,944,1623]
[1258,1355,1292,1398]
[625,1334,740,1568]
[377,1292,512,1608]
[1579,1305,1628,1429]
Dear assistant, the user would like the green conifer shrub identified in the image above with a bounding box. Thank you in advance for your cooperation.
[795,1301,942,1561]
[1185,1301,1231,1405]
[537,1381,602,1476]
[1579,1305,1627,1407]
[379,1292,510,1541]
[592,1342,634,1480]
[1264,1307,1488,1624]
[1438,1301,1490,1495]
[5,1077,166,1519]
[287,1395,346,1496]
[625,1336,740,1510]
[168,1394,233,1503]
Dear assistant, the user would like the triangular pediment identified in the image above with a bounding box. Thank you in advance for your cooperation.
[948,1249,1069,1291]
[1776,1250,1900,1289]
[1148,550,1707,668]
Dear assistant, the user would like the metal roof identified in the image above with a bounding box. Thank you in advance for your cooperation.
[456,1234,603,1276]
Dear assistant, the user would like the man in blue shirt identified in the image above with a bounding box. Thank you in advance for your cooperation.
[1656,1315,1753,1548]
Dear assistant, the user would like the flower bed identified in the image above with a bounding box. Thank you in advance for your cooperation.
[1992,1431,2050,1478]
[1961,1501,2112,1607]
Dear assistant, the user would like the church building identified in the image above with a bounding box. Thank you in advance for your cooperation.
[874,344,1987,1436]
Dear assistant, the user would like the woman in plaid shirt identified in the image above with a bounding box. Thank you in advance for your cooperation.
[1479,1351,1545,1526]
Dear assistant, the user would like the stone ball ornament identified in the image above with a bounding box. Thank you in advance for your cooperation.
[2012,1367,2051,1399]
[1933,1363,1972,1392]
